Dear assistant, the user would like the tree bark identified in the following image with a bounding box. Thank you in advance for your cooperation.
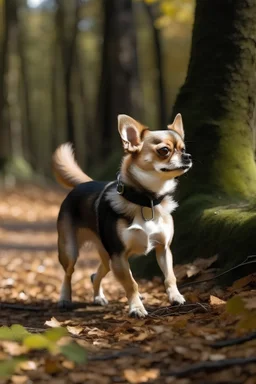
[172,0,256,200]
[144,3,166,128]
[97,0,142,158]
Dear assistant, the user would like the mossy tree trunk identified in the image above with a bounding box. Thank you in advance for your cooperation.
[173,0,256,200]
[133,0,256,280]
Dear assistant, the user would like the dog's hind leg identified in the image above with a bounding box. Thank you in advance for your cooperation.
[91,262,109,306]
[57,216,78,308]
[91,247,110,306]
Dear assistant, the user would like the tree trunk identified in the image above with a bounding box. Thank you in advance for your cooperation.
[56,0,78,145]
[0,0,9,170]
[144,3,166,128]
[97,0,142,159]
[133,0,256,282]
[173,0,256,200]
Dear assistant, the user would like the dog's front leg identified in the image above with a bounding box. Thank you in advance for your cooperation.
[156,246,185,305]
[111,254,148,318]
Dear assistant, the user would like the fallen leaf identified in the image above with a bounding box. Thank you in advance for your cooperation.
[231,274,255,290]
[19,360,37,371]
[11,375,29,384]
[210,295,226,305]
[67,325,84,336]
[124,369,159,383]
[2,341,27,356]
[186,265,200,278]
[194,255,218,269]
[23,334,51,350]
[45,327,68,342]
[45,317,62,328]
[44,358,61,375]
[62,360,75,370]
[209,354,226,361]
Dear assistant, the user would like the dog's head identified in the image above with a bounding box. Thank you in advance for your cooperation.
[118,114,192,183]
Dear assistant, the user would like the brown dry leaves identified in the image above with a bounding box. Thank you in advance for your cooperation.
[0,186,255,384]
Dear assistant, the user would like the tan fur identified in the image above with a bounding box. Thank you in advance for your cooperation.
[52,143,92,188]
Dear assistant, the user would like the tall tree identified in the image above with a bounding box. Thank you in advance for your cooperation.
[133,0,256,279]
[97,0,142,160]
[56,0,78,145]
[170,0,256,273]
[144,2,166,128]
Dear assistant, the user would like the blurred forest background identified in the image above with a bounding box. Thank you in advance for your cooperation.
[0,0,194,185]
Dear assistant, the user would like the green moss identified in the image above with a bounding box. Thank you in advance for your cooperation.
[213,119,256,197]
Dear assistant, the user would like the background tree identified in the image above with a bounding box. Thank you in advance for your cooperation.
[96,0,142,163]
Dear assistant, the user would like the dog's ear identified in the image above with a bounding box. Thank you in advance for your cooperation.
[167,113,184,139]
[118,115,147,153]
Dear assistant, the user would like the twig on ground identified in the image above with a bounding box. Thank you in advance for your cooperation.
[210,332,256,348]
[148,303,209,318]
[0,303,44,311]
[88,348,141,361]
[179,256,256,289]
[163,357,256,378]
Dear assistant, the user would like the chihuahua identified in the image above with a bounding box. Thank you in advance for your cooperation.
[52,114,192,318]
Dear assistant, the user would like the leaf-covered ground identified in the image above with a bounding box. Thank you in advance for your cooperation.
[0,184,255,384]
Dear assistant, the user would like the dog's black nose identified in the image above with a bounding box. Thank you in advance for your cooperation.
[182,153,192,163]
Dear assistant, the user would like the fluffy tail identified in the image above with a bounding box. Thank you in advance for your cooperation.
[52,143,92,188]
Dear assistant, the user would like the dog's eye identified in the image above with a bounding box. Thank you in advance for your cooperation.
[181,148,186,153]
[157,147,170,157]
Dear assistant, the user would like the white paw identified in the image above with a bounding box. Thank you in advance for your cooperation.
[167,287,186,305]
[94,296,108,306]
[129,305,148,318]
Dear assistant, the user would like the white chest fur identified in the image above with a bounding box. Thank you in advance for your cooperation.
[119,204,174,257]
[106,189,177,257]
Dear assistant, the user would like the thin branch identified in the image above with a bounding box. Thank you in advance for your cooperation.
[0,303,43,311]
[179,256,256,289]
[148,302,209,318]
[210,332,256,349]
[163,357,256,378]
[88,348,141,362]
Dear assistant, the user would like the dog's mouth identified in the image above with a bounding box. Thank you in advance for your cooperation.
[160,165,191,172]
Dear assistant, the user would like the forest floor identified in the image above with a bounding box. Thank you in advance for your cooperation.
[0,184,255,384]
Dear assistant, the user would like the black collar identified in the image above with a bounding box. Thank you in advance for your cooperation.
[116,174,166,208]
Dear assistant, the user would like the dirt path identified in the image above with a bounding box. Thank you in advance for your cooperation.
[0,185,255,384]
